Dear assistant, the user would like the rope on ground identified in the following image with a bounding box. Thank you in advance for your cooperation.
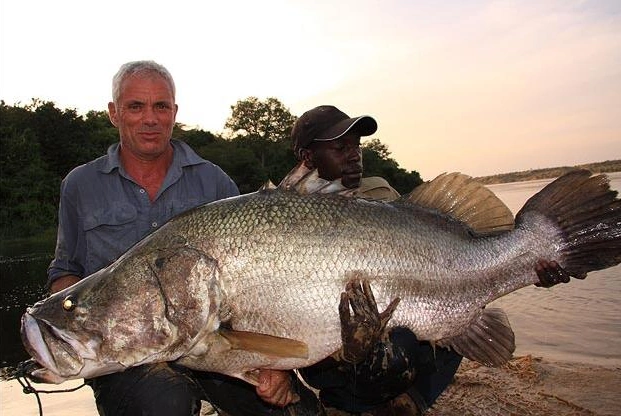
[12,359,87,416]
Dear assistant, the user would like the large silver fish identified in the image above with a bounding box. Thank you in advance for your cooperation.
[21,166,621,385]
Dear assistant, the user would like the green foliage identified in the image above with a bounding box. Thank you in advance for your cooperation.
[0,99,422,238]
[224,97,297,143]
[218,147,269,194]
[0,121,58,236]
[0,100,117,237]
[222,97,298,188]
[174,126,270,193]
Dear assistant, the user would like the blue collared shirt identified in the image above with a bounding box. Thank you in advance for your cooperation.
[48,140,239,284]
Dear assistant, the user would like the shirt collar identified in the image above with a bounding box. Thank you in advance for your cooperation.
[98,139,205,174]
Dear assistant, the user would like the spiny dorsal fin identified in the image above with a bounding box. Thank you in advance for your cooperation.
[260,180,276,191]
[406,172,514,235]
[437,307,515,367]
[219,328,309,359]
[277,162,356,197]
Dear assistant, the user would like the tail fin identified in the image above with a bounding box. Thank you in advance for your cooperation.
[516,170,621,278]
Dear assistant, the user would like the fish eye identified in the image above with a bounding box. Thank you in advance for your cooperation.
[62,295,77,311]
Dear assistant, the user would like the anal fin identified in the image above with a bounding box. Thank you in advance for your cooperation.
[438,308,515,367]
[219,329,309,359]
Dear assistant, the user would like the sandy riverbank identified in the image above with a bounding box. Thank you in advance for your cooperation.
[427,355,620,416]
[1,355,619,416]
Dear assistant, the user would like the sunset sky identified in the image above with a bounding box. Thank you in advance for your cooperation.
[1,0,619,180]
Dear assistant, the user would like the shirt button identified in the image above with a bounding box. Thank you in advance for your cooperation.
[151,222,158,228]
[140,189,146,194]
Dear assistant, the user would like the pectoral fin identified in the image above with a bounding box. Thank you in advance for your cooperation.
[219,329,309,359]
[438,307,515,367]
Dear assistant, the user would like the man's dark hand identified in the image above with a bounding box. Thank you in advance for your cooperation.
[535,260,580,287]
[337,278,400,363]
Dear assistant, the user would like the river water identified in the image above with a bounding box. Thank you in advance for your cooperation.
[0,239,52,368]
[0,172,619,370]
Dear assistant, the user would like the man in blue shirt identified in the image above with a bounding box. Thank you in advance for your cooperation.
[47,60,320,416]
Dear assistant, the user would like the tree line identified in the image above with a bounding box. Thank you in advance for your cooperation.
[0,97,422,238]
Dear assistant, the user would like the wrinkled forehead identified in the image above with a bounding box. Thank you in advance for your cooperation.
[121,70,173,91]
[118,74,175,101]
[124,71,172,89]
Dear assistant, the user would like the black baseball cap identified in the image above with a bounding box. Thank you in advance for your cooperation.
[292,105,377,158]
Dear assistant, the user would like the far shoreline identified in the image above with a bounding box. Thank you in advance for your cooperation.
[475,159,621,184]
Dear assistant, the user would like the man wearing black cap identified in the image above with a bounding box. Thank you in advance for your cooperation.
[291,105,459,415]
[291,105,572,415]
[292,105,399,201]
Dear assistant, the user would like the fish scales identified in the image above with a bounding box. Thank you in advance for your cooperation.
[126,190,550,364]
[20,167,621,384]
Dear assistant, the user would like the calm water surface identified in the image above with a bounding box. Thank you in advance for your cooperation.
[0,173,619,369]
[0,240,53,367]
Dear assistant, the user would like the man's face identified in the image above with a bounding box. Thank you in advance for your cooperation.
[107,74,178,161]
[302,132,363,188]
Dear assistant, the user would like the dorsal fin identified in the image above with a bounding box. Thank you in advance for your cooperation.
[405,172,514,235]
[277,162,357,197]
[259,180,277,191]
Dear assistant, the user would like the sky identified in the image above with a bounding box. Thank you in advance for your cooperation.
[1,0,619,180]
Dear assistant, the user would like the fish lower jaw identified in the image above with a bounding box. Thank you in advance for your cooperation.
[21,314,60,375]
[21,313,87,381]
[29,367,70,384]
[27,359,127,384]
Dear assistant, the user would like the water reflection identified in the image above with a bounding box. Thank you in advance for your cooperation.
[0,245,54,368]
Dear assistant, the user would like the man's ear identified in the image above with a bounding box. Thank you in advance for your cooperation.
[299,148,315,169]
[108,102,118,127]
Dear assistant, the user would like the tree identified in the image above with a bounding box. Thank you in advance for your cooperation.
[223,97,298,183]
[30,101,87,178]
[0,99,424,237]
[83,110,118,155]
[0,124,57,236]
[224,97,297,143]
[0,101,118,238]
[362,138,392,160]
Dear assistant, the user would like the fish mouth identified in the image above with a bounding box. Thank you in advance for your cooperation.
[21,313,84,382]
